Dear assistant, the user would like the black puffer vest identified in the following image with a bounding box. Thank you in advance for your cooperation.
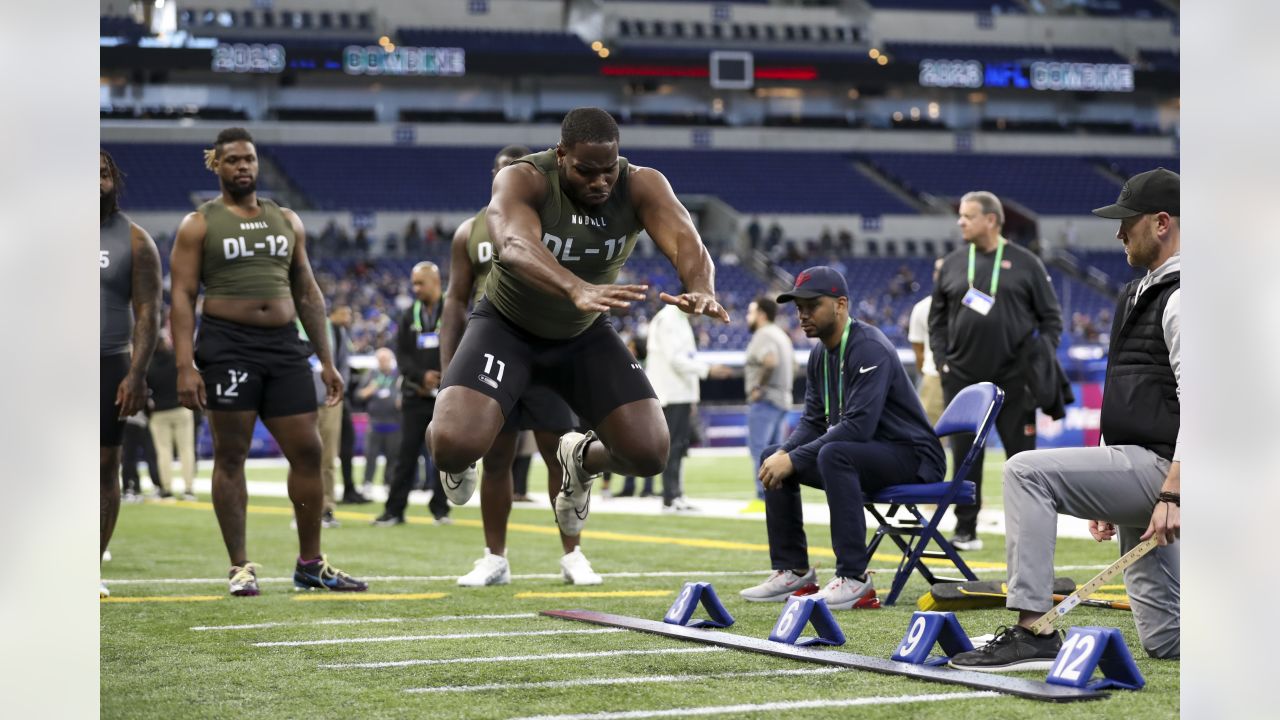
[1100,272,1180,460]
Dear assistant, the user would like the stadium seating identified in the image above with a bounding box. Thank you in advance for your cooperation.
[101,143,272,210]
[864,152,1121,215]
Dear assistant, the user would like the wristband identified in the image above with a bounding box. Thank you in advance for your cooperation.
[1157,491,1180,507]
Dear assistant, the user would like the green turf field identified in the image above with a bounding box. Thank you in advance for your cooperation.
[102,453,1179,719]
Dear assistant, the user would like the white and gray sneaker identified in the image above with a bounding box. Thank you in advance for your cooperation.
[457,548,511,587]
[814,574,881,610]
[560,546,603,585]
[739,568,819,602]
[100,581,110,598]
[554,431,599,537]
[443,463,479,505]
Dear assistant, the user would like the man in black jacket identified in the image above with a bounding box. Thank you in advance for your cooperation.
[928,191,1063,550]
[372,262,451,526]
[951,168,1181,671]
[740,267,945,610]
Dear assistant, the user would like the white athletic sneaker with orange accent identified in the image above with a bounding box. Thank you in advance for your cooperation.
[739,569,819,602]
[814,574,881,610]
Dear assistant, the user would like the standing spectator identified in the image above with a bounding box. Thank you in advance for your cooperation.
[746,216,762,252]
[744,296,795,507]
[951,168,1181,669]
[645,303,732,512]
[373,262,451,526]
[928,191,1063,551]
[358,348,401,495]
[121,411,164,501]
[148,327,197,501]
[328,305,366,504]
[908,258,946,426]
[296,305,353,528]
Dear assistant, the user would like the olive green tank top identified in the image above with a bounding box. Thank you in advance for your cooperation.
[199,197,295,299]
[466,208,495,304]
[485,149,644,339]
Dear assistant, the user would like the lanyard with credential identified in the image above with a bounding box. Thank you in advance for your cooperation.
[411,299,442,333]
[822,320,852,427]
[967,238,1005,297]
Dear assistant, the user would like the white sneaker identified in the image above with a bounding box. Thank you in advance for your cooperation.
[673,496,698,512]
[443,463,478,504]
[457,548,511,587]
[814,574,880,610]
[100,581,110,598]
[560,546,603,585]
[739,568,818,602]
[102,549,112,562]
[554,431,599,537]
[951,533,984,552]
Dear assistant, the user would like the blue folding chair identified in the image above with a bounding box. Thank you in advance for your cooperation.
[863,382,1005,606]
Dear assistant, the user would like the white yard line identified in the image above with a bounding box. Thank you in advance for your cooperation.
[321,646,726,670]
[192,613,536,631]
[405,667,841,694]
[508,691,1000,720]
[254,627,622,647]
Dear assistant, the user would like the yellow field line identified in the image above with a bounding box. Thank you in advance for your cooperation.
[168,502,1007,570]
[513,590,673,599]
[102,595,223,604]
[291,592,448,602]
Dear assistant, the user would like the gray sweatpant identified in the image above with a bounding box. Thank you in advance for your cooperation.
[1003,445,1180,659]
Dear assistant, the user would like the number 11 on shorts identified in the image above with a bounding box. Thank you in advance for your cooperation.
[482,353,505,383]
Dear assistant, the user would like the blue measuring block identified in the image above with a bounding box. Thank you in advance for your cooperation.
[768,595,846,647]
[662,582,735,628]
[892,611,975,666]
[1046,626,1145,691]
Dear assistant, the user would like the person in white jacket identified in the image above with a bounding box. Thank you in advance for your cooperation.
[645,303,732,510]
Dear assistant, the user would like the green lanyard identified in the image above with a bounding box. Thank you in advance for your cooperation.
[822,320,852,426]
[411,300,441,333]
[967,237,1006,297]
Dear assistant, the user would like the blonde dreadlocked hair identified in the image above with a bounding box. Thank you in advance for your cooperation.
[205,127,255,172]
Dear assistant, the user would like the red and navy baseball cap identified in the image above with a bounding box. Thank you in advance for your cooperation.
[776,266,849,303]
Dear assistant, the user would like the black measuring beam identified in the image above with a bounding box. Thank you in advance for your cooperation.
[541,609,1103,703]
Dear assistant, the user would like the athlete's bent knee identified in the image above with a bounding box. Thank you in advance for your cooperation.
[428,423,483,474]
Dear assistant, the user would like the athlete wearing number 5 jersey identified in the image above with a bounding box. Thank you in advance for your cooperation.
[428,107,731,541]
[169,127,366,597]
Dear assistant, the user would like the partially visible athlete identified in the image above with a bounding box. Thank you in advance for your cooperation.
[429,107,730,541]
[100,149,162,597]
[169,127,366,596]
[441,145,601,587]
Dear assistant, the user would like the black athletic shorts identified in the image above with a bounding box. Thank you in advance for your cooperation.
[194,314,317,418]
[101,352,130,447]
[502,382,578,433]
[443,297,656,429]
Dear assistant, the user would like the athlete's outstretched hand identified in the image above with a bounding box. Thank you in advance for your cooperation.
[115,372,148,419]
[177,366,206,411]
[571,281,648,314]
[659,291,731,323]
[321,364,344,407]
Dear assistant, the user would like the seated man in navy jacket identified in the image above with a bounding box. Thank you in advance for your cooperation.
[740,266,946,609]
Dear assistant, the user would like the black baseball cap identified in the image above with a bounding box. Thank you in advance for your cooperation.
[1092,167,1180,219]
[777,266,849,303]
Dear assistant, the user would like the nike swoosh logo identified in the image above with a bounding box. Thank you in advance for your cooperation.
[859,365,878,374]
